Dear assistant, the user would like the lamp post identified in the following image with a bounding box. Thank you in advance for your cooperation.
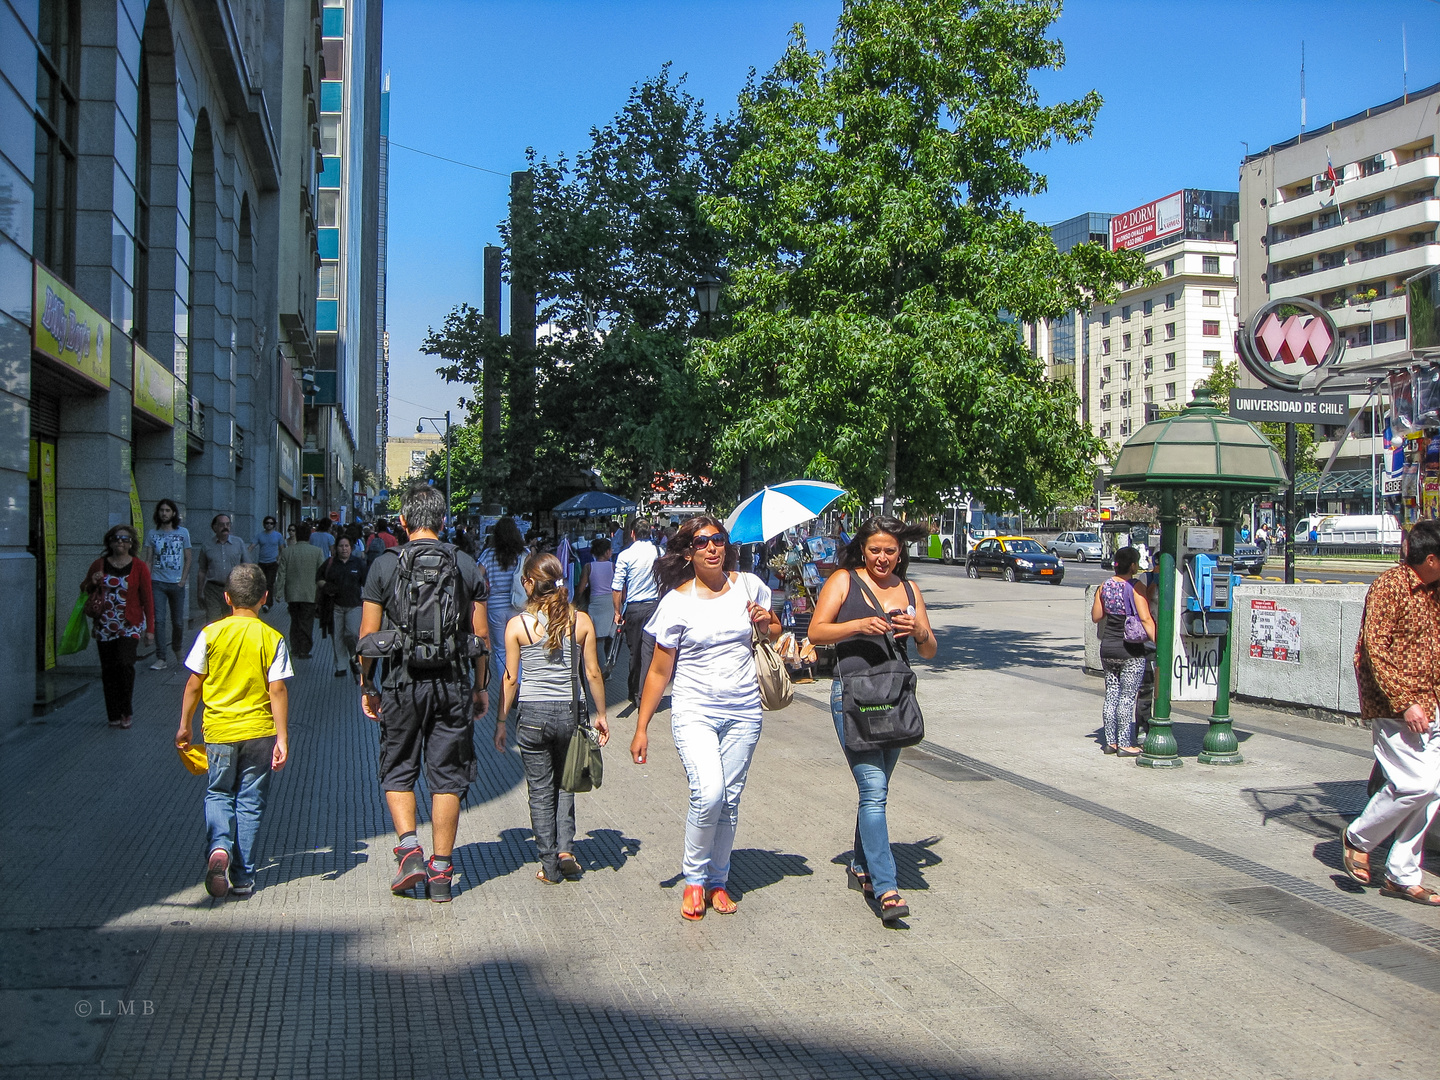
[694,270,749,498]
[417,411,452,528]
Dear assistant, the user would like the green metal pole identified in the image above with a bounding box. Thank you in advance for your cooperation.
[1139,489,1183,768]
[1200,491,1243,765]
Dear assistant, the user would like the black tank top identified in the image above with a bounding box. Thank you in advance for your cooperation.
[834,570,913,677]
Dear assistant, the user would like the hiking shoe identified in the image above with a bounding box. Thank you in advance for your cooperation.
[391,845,426,895]
[205,849,231,898]
[427,858,454,903]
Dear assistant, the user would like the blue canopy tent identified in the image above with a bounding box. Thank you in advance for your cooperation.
[552,491,637,519]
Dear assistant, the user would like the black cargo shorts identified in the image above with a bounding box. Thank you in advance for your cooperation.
[378,680,478,796]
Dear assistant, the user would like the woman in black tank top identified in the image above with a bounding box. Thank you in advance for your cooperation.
[809,517,937,925]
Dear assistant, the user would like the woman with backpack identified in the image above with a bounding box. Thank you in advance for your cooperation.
[1090,546,1155,757]
[495,553,609,884]
[629,516,781,921]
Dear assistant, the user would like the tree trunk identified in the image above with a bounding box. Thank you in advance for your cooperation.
[739,454,752,503]
[882,423,897,517]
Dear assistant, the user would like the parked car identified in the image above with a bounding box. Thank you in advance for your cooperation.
[1232,535,1266,576]
[1049,531,1105,562]
[966,536,1066,584]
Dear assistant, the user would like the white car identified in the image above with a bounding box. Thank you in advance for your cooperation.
[1049,531,1105,562]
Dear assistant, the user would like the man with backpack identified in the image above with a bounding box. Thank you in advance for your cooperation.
[357,485,490,903]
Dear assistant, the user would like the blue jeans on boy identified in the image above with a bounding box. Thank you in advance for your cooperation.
[153,580,186,657]
[205,737,275,887]
[831,679,902,897]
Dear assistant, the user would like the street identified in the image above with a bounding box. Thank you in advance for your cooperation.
[2,565,1435,1080]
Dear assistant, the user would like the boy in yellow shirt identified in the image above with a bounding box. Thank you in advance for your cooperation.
[176,563,293,898]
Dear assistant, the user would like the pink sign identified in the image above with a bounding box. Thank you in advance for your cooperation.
[1109,191,1184,250]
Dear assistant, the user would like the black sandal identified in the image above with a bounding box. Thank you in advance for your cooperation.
[847,866,873,895]
[878,891,909,924]
[557,854,581,878]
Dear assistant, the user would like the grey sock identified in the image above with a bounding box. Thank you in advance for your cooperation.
[397,832,420,851]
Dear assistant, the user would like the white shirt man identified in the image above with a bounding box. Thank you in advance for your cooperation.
[612,525,662,700]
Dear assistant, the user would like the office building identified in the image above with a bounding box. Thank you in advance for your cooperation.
[1239,82,1440,475]
[385,432,444,490]
[1027,211,1113,427]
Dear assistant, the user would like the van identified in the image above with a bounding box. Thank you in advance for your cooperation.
[1294,514,1401,545]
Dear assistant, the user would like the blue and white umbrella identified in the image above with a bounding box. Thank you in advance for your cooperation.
[724,481,846,544]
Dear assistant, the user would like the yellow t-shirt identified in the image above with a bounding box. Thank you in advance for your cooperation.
[184,616,293,743]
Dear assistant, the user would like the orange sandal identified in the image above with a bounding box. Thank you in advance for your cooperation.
[706,886,738,914]
[681,884,706,920]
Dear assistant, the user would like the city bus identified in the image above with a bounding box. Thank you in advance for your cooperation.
[906,495,1024,563]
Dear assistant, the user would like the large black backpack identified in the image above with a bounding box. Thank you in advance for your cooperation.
[390,540,474,677]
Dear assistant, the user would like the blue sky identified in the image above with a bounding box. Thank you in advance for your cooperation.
[381,0,1440,436]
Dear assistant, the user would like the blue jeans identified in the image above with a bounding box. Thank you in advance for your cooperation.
[671,709,762,887]
[152,580,186,657]
[205,737,275,887]
[831,679,902,897]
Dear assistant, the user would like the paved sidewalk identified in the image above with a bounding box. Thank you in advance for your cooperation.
[1,571,1437,1079]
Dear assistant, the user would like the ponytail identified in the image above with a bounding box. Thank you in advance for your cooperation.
[521,552,572,652]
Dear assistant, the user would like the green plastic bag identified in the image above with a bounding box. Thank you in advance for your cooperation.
[58,594,90,655]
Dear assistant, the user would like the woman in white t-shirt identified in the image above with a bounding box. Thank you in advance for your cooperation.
[631,515,781,921]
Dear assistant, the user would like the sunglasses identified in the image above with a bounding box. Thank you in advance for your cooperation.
[114,535,134,544]
[691,533,727,549]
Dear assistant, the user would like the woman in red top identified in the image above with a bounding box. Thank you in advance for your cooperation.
[82,525,155,729]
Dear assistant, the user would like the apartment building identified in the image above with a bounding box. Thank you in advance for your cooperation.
[1239,82,1440,474]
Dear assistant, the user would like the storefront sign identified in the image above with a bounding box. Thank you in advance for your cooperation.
[277,361,304,443]
[32,262,111,389]
[1110,191,1184,250]
[132,342,175,426]
[277,431,299,498]
[129,471,143,537]
[1228,389,1349,424]
[1237,296,1344,391]
[1249,598,1301,662]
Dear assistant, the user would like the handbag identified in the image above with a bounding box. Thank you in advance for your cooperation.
[59,593,92,655]
[561,617,604,792]
[1120,581,1158,656]
[509,568,529,613]
[840,571,925,752]
[740,574,793,711]
[83,579,105,620]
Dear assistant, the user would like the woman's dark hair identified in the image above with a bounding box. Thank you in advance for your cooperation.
[492,517,525,570]
[103,524,137,556]
[841,516,927,578]
[655,515,737,595]
[1114,546,1141,575]
[153,498,181,528]
[590,537,612,559]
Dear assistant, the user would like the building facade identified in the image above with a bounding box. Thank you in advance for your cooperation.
[384,431,443,491]
[1239,82,1440,475]
[0,0,385,714]
[305,0,383,524]
[1027,211,1113,428]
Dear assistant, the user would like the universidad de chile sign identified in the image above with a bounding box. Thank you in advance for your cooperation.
[1236,296,1345,391]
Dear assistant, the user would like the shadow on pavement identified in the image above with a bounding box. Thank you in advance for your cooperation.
[658,849,813,895]
[1243,779,1369,839]
[929,628,1082,672]
[829,835,941,893]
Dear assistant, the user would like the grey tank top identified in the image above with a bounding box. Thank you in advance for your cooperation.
[517,613,575,702]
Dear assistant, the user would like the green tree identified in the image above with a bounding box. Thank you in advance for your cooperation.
[1201,360,1318,468]
[701,0,1150,514]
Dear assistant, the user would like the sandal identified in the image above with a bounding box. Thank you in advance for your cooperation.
[1378,879,1440,906]
[557,854,581,878]
[1341,832,1372,886]
[847,866,874,895]
[706,886,738,915]
[878,891,909,924]
[1118,746,1142,757]
[1102,745,1118,755]
[681,884,705,921]
[536,869,561,886]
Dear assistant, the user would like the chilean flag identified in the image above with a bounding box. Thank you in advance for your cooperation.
[1325,151,1339,190]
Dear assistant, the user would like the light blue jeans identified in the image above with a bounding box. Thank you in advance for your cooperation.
[205,737,275,888]
[671,709,762,887]
[831,679,902,897]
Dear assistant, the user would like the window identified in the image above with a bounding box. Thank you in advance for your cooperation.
[1143,328,1153,346]
[1360,155,1385,177]
[1202,321,1220,336]
[1165,292,1176,310]
[1119,419,1131,436]
[1202,290,1220,307]
[1122,362,1131,380]
[1100,394,1111,411]
[1101,365,1112,383]
[134,47,152,336]
[1143,356,1153,375]
[1164,259,1176,277]
[1356,239,1386,262]
[1101,310,1112,327]
[1122,333,1132,351]
[1355,197,1387,219]
[317,190,339,228]
[1143,299,1153,316]
[1122,305,1131,321]
[1203,350,1220,368]
[34,0,80,281]
[1317,209,1340,230]
[1119,390,1132,408]
[1102,338,1111,355]
[1319,250,1345,270]
[1165,382,1177,400]
[321,39,344,81]
[1165,323,1176,340]
[1202,255,1221,274]
[318,262,338,299]
[1099,422,1112,439]
[1165,352,1177,370]
[1143,385,1154,403]
[320,116,340,156]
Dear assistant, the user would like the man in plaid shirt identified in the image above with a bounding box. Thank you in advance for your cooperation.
[1343,520,1440,905]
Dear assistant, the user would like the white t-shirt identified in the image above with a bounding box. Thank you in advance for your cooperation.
[646,572,772,720]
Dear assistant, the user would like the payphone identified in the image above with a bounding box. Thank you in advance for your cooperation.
[1182,552,1235,637]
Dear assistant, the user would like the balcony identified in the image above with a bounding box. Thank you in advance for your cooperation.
[1274,242,1440,299]
[1267,154,1440,228]
[1268,197,1440,264]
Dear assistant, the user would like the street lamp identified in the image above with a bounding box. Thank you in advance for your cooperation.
[693,272,722,326]
[417,410,452,530]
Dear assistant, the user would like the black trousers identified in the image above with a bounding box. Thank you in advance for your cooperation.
[259,562,279,604]
[622,599,658,701]
[97,637,138,723]
[287,602,316,657]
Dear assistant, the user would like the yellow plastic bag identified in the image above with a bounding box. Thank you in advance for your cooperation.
[178,744,208,775]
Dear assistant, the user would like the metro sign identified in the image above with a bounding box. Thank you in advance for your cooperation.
[1238,296,1344,391]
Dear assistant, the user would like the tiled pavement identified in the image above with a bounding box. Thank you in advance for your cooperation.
[1,566,1437,1079]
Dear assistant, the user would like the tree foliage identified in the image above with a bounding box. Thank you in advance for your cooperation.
[700,0,1150,513]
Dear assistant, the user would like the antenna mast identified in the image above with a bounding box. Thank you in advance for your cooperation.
[1299,42,1306,141]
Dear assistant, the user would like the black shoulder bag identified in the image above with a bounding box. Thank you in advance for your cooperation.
[561,617,604,792]
[840,571,925,753]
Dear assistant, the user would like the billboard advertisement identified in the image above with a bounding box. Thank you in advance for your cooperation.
[1109,190,1184,250]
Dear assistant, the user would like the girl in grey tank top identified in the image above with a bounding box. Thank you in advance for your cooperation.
[517,613,574,702]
